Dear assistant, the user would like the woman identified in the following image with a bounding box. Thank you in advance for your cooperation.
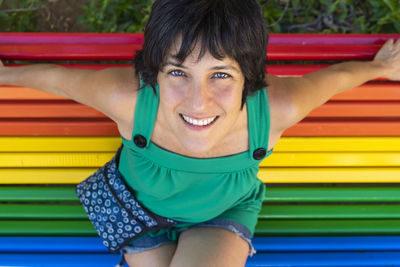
[1,0,400,266]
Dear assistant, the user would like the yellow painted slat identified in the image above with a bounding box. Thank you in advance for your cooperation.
[2,137,400,152]
[259,167,400,183]
[274,137,400,152]
[261,152,400,167]
[0,168,96,184]
[0,137,121,152]
[2,167,400,184]
[0,153,114,167]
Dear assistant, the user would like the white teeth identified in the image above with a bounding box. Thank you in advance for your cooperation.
[181,114,217,126]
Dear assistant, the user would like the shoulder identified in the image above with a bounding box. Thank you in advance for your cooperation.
[264,74,299,146]
[90,67,140,140]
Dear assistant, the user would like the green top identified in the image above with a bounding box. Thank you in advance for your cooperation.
[119,83,272,235]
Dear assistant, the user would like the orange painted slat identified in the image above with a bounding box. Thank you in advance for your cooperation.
[284,121,400,136]
[0,102,106,118]
[309,102,400,117]
[0,120,118,136]
[1,101,400,118]
[332,83,400,100]
[2,82,400,101]
[0,120,399,136]
[0,87,65,100]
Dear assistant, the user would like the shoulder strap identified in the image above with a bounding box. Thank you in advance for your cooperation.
[246,88,272,161]
[131,81,160,149]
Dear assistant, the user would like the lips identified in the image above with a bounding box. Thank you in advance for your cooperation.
[180,114,218,127]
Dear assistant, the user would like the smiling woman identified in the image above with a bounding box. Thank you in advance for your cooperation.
[1,0,400,267]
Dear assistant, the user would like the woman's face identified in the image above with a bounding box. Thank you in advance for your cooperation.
[157,44,246,154]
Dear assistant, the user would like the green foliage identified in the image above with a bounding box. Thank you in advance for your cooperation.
[79,0,153,33]
[0,0,399,33]
[0,0,41,32]
[259,0,400,33]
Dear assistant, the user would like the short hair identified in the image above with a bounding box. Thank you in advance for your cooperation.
[133,0,268,107]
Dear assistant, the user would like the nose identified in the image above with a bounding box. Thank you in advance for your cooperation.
[186,80,211,110]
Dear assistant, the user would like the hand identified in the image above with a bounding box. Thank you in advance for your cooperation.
[374,39,400,80]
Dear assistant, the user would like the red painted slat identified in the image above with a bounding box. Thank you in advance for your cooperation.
[0,44,141,60]
[0,33,144,44]
[0,44,381,61]
[0,33,398,45]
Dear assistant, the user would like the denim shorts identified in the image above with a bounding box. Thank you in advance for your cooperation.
[122,218,256,257]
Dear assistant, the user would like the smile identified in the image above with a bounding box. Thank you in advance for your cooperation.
[180,114,218,127]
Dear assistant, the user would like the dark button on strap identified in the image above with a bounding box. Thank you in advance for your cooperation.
[253,148,266,160]
[133,134,147,148]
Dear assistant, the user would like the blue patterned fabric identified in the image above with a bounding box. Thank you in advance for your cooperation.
[76,146,179,253]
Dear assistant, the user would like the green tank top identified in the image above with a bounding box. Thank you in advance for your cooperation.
[119,83,272,234]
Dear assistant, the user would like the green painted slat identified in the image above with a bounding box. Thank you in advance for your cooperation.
[2,219,400,236]
[265,186,400,202]
[259,204,400,219]
[0,186,77,202]
[0,204,86,219]
[1,185,400,202]
[0,221,95,235]
[254,219,400,235]
[4,203,400,220]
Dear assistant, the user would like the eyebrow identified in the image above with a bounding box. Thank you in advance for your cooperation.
[165,61,240,73]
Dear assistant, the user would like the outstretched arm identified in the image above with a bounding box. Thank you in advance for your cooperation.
[267,39,400,134]
[0,62,139,124]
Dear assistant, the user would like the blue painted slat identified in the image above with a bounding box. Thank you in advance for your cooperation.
[1,252,400,267]
[246,252,400,267]
[253,236,400,251]
[0,254,124,267]
[2,236,400,253]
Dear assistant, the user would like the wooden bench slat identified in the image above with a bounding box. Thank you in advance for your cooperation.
[2,82,399,101]
[0,220,95,235]
[255,219,400,235]
[0,120,118,135]
[263,152,400,167]
[3,203,400,220]
[3,101,400,118]
[0,137,120,152]
[0,44,382,61]
[265,186,400,202]
[4,120,400,136]
[0,204,85,219]
[260,168,400,183]
[2,152,400,167]
[0,102,107,118]
[1,33,398,45]
[4,236,400,252]
[0,186,77,202]
[0,168,96,184]
[249,252,400,266]
[1,185,399,202]
[1,168,400,185]
[259,204,400,219]
[2,136,400,152]
[2,219,400,235]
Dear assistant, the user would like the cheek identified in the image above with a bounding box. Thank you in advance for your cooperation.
[213,84,243,109]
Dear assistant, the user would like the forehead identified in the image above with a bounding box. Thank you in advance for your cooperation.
[166,38,240,68]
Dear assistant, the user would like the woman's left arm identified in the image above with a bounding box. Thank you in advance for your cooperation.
[267,38,400,133]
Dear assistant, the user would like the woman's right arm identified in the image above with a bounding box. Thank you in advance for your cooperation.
[0,61,139,126]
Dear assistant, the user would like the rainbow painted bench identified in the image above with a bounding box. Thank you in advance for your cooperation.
[1,33,400,266]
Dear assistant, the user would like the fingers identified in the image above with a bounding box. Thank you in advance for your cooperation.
[0,60,3,67]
